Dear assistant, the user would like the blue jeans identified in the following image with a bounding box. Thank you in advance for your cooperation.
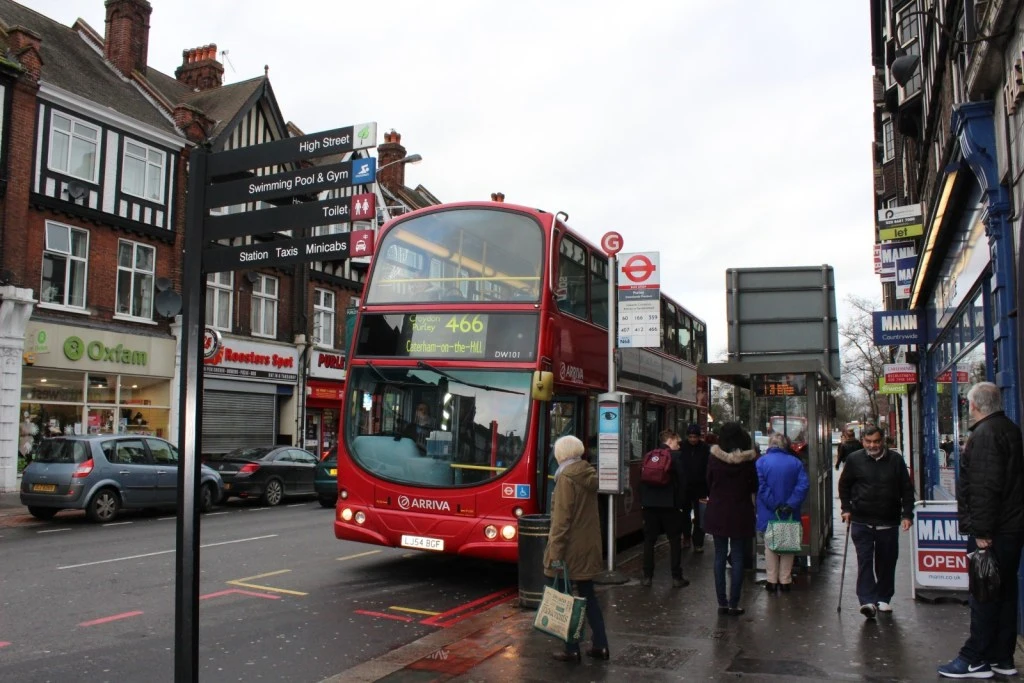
[713,535,746,608]
[549,577,608,654]
[959,534,1024,665]
[850,522,898,605]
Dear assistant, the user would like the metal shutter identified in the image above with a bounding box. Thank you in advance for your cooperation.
[202,390,276,455]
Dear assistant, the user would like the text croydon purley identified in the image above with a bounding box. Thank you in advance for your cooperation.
[248,168,349,196]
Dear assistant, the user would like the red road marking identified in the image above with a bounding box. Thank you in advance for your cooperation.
[79,611,143,627]
[0,641,10,648]
[200,588,280,601]
[420,587,517,628]
[354,609,414,623]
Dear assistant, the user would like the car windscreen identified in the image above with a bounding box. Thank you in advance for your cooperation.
[33,440,90,464]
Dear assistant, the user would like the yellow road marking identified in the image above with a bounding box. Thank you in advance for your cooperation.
[336,550,382,562]
[227,569,308,596]
[389,606,441,616]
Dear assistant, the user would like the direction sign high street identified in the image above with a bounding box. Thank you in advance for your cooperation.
[206,123,377,177]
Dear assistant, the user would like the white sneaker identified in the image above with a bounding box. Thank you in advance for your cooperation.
[876,601,893,613]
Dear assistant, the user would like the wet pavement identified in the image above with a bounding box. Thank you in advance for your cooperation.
[329,508,986,682]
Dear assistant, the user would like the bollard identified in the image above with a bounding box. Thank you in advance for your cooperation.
[517,514,550,609]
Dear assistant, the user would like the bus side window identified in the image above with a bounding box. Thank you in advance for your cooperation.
[556,235,588,319]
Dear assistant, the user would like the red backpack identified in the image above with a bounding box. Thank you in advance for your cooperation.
[641,447,673,487]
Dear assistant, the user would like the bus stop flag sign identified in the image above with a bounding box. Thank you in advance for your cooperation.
[617,252,660,348]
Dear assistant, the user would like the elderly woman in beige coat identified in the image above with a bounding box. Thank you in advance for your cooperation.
[541,435,610,663]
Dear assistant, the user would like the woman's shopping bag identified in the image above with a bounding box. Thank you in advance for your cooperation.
[533,566,587,644]
[764,513,803,553]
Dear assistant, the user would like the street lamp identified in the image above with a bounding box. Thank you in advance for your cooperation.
[377,153,422,173]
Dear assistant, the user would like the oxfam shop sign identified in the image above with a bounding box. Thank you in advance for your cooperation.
[63,336,148,366]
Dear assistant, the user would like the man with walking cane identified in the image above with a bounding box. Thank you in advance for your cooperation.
[938,382,1024,679]
[837,426,914,620]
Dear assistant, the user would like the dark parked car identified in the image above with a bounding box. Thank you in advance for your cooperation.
[314,447,338,508]
[207,446,318,506]
[20,435,224,523]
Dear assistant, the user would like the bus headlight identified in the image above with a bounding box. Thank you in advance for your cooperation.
[512,507,524,518]
[341,508,353,521]
[340,488,349,500]
[484,525,498,540]
[501,525,517,540]
[354,511,366,525]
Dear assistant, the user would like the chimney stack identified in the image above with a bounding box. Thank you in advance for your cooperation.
[104,0,152,77]
[376,129,407,190]
[175,44,224,91]
[7,26,43,82]
[490,192,505,202]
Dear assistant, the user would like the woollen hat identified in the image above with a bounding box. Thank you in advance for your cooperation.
[717,422,752,453]
[686,424,701,436]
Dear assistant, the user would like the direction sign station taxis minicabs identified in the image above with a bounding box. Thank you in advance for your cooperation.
[203,229,375,273]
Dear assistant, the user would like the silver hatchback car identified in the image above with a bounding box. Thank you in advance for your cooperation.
[20,435,223,523]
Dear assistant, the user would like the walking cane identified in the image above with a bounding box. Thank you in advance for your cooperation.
[837,519,851,613]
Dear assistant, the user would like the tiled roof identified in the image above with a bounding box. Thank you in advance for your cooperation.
[0,0,179,136]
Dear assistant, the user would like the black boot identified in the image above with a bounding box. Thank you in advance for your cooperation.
[764,582,778,593]
[779,583,792,593]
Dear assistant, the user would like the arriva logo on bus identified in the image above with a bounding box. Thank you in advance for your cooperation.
[559,362,584,383]
[397,495,451,512]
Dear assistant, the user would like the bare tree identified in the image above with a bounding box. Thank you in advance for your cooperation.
[840,295,888,424]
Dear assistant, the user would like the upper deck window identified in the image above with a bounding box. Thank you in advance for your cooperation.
[365,209,543,304]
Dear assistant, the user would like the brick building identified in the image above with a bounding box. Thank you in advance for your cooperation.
[0,0,415,484]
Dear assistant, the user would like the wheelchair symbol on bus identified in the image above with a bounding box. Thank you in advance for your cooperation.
[502,484,530,499]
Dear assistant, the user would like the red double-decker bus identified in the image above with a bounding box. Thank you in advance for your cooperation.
[334,201,707,561]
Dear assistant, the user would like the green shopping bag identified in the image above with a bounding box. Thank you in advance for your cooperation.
[533,565,587,644]
[764,512,803,553]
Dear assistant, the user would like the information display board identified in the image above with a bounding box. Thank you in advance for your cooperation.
[354,312,538,361]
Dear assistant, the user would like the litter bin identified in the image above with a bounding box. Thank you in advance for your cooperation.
[517,514,550,609]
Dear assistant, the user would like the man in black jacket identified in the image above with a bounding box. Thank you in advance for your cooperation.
[835,428,860,470]
[838,425,914,620]
[679,424,710,552]
[939,382,1024,679]
[640,429,688,587]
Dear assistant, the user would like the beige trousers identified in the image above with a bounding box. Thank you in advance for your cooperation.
[765,546,795,584]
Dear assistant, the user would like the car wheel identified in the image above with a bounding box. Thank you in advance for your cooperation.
[27,506,59,521]
[318,495,336,508]
[199,483,217,513]
[261,478,284,507]
[87,488,121,523]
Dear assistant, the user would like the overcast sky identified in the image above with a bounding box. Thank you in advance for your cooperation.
[28,0,878,360]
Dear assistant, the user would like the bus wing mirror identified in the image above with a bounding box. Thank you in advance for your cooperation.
[531,371,553,401]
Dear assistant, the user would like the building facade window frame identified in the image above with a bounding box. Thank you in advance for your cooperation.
[115,239,156,320]
[313,288,335,348]
[48,111,101,183]
[206,272,233,332]
[121,138,166,203]
[882,118,895,162]
[251,273,278,339]
[41,221,89,310]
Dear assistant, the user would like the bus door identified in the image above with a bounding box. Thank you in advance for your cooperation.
[537,396,581,513]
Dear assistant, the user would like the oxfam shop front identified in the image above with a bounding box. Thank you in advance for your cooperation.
[19,322,176,453]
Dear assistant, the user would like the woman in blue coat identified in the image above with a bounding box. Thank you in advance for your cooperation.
[756,432,810,593]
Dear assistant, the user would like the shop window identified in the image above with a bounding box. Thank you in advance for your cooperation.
[206,272,233,331]
[116,240,155,319]
[556,235,588,319]
[251,273,278,338]
[314,288,335,348]
[41,222,88,309]
[121,139,165,202]
[48,111,99,182]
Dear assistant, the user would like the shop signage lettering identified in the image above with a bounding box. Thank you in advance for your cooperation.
[63,336,148,366]
[221,347,294,369]
[872,311,922,345]
[317,353,345,370]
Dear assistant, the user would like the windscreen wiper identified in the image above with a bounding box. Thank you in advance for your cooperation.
[416,360,525,395]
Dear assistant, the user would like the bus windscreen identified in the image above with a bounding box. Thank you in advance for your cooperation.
[365,208,544,304]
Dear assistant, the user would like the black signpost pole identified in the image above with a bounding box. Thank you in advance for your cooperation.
[175,147,208,683]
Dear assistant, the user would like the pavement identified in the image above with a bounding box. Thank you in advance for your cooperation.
[327,508,987,683]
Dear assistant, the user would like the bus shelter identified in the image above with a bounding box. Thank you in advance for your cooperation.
[698,359,839,571]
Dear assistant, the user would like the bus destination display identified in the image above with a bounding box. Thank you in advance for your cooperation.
[356,313,538,361]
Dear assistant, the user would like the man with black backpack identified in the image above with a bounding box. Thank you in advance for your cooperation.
[640,429,688,587]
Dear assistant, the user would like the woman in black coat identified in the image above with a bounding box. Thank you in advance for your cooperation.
[703,422,758,615]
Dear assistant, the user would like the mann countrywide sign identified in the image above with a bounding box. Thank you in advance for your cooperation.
[872,310,922,345]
